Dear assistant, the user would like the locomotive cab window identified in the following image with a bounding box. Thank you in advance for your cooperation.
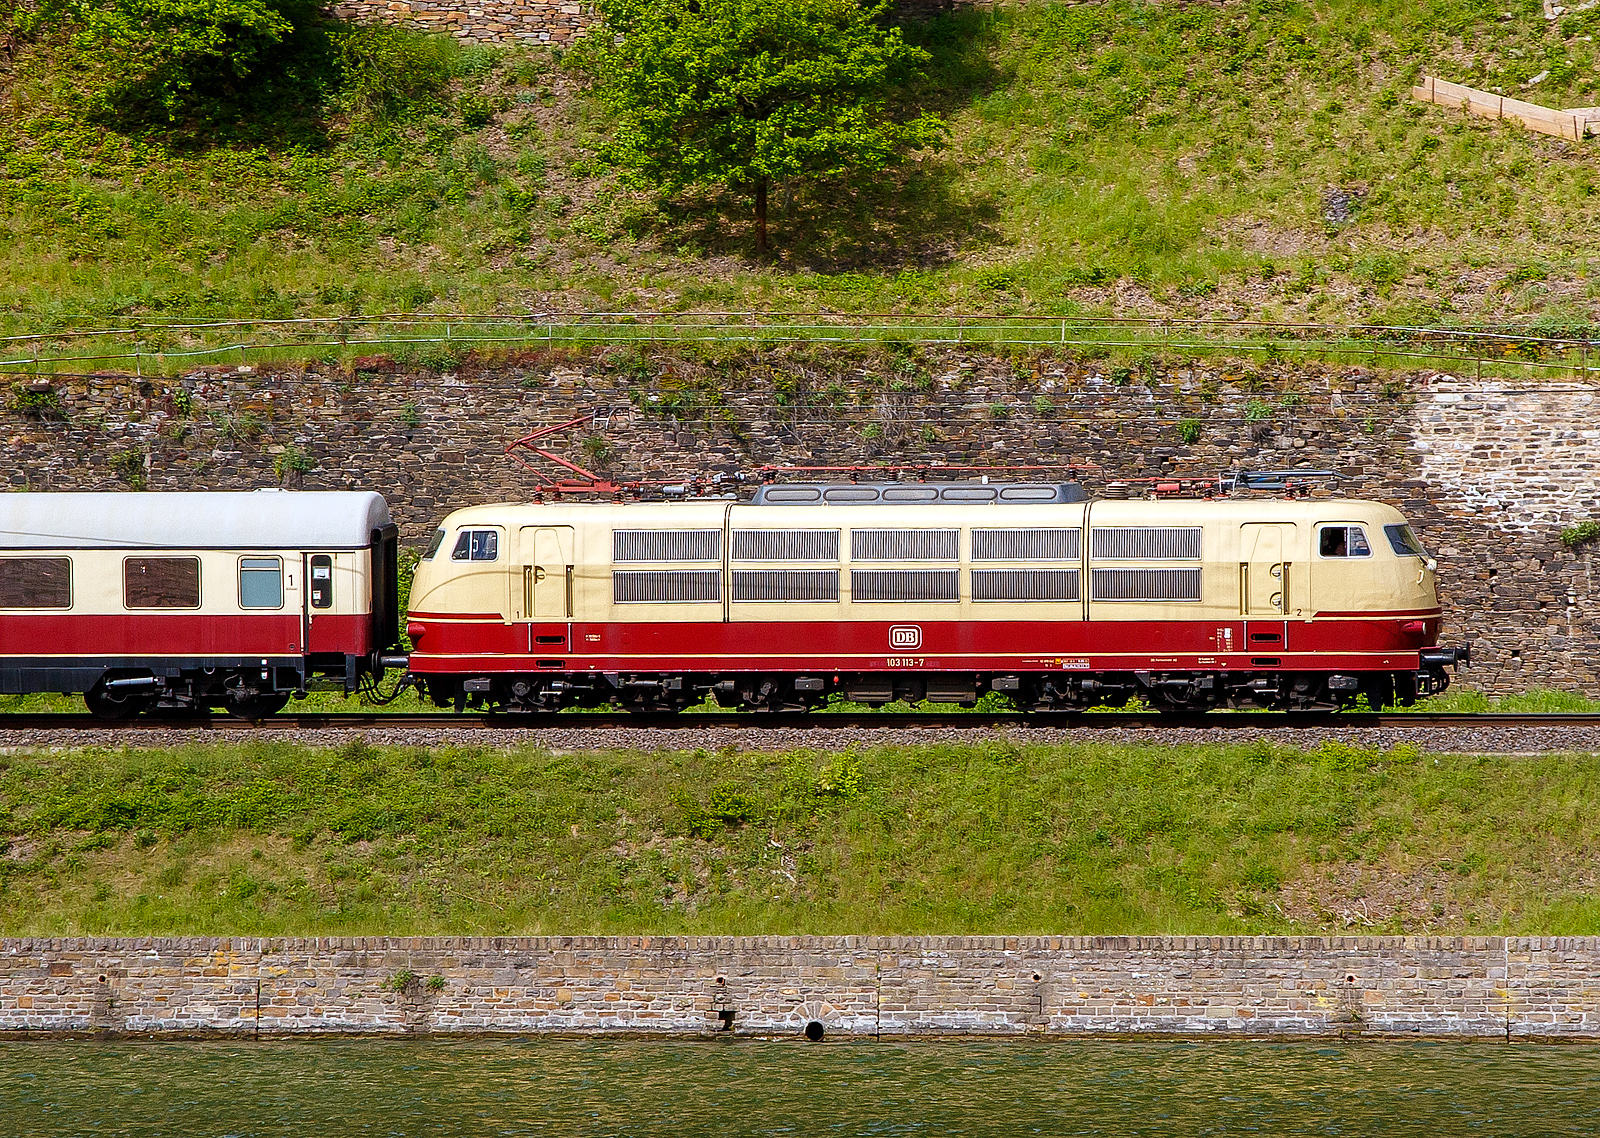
[0,556,72,609]
[239,557,284,609]
[422,528,446,561]
[309,554,333,609]
[451,529,499,561]
[1385,524,1428,558]
[125,557,201,609]
[1318,525,1372,558]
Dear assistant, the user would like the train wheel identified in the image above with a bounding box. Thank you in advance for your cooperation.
[222,692,290,719]
[84,684,153,720]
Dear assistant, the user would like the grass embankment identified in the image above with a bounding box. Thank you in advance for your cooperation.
[1,737,1597,936]
[3,0,1599,331]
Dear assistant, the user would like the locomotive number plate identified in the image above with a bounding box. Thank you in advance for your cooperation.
[887,657,925,668]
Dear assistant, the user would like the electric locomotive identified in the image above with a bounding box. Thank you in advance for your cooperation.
[405,481,1467,713]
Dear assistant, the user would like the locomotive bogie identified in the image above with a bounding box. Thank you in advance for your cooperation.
[407,491,1465,715]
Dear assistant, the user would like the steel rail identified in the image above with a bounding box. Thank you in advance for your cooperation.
[1,712,1598,731]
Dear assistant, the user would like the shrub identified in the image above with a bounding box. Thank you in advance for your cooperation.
[334,23,456,122]
[1176,417,1202,444]
[61,0,318,123]
[674,783,762,838]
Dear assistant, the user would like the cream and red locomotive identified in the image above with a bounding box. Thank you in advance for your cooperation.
[405,482,1466,713]
[0,491,402,717]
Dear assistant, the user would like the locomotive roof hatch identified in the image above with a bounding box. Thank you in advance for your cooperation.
[750,482,1088,505]
[0,489,392,550]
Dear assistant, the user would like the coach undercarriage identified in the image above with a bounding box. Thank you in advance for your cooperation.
[425,660,1459,716]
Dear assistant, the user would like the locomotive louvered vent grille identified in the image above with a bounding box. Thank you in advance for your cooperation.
[851,569,959,602]
[613,529,721,562]
[731,529,839,561]
[613,569,721,603]
[1091,527,1202,560]
[732,569,840,602]
[971,528,1081,561]
[972,568,1081,602]
[850,529,959,561]
[1091,567,1202,602]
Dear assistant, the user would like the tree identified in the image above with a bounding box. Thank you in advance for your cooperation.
[62,0,315,121]
[589,0,943,254]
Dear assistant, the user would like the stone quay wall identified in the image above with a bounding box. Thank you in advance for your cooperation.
[6,345,1600,694]
[3,936,1598,1039]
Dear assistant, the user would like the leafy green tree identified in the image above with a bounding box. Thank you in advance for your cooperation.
[62,0,316,120]
[589,0,943,253]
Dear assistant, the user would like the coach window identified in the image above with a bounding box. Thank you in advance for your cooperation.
[451,529,499,561]
[0,556,72,609]
[309,554,333,609]
[239,557,284,609]
[422,528,446,561]
[125,557,201,608]
[1318,525,1372,558]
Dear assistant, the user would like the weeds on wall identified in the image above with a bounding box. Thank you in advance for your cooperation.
[1560,520,1600,548]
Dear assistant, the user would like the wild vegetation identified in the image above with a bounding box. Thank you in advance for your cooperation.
[1,737,1598,936]
[2,0,1599,330]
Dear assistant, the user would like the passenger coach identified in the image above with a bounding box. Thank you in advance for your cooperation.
[405,482,1467,713]
[0,491,401,717]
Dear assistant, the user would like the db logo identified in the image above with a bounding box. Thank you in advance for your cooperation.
[889,625,923,650]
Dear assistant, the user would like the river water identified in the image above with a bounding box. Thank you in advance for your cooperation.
[2,1038,1597,1137]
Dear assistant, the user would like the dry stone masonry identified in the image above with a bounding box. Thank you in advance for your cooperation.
[4,936,1598,1038]
[5,346,1600,694]
[328,0,595,44]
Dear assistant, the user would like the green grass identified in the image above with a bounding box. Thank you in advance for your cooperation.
[3,0,1599,333]
[2,737,1599,936]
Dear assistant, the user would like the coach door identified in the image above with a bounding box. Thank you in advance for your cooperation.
[517,526,575,650]
[1239,523,1300,652]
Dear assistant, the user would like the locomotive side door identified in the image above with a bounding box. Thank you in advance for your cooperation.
[517,526,576,651]
[1239,523,1301,651]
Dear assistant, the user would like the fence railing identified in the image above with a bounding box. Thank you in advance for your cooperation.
[2,312,1599,380]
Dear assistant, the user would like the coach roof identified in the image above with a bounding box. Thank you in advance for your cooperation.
[0,490,392,550]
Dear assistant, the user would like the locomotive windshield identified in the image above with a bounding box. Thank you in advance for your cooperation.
[1384,524,1428,558]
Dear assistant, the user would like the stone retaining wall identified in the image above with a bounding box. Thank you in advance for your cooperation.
[6,346,1600,694]
[328,0,594,46]
[3,936,1598,1038]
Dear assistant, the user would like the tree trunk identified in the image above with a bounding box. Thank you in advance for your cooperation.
[755,179,769,255]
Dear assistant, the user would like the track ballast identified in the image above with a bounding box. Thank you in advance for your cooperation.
[0,711,1596,730]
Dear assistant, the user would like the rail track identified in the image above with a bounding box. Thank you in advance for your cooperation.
[0,711,1597,730]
